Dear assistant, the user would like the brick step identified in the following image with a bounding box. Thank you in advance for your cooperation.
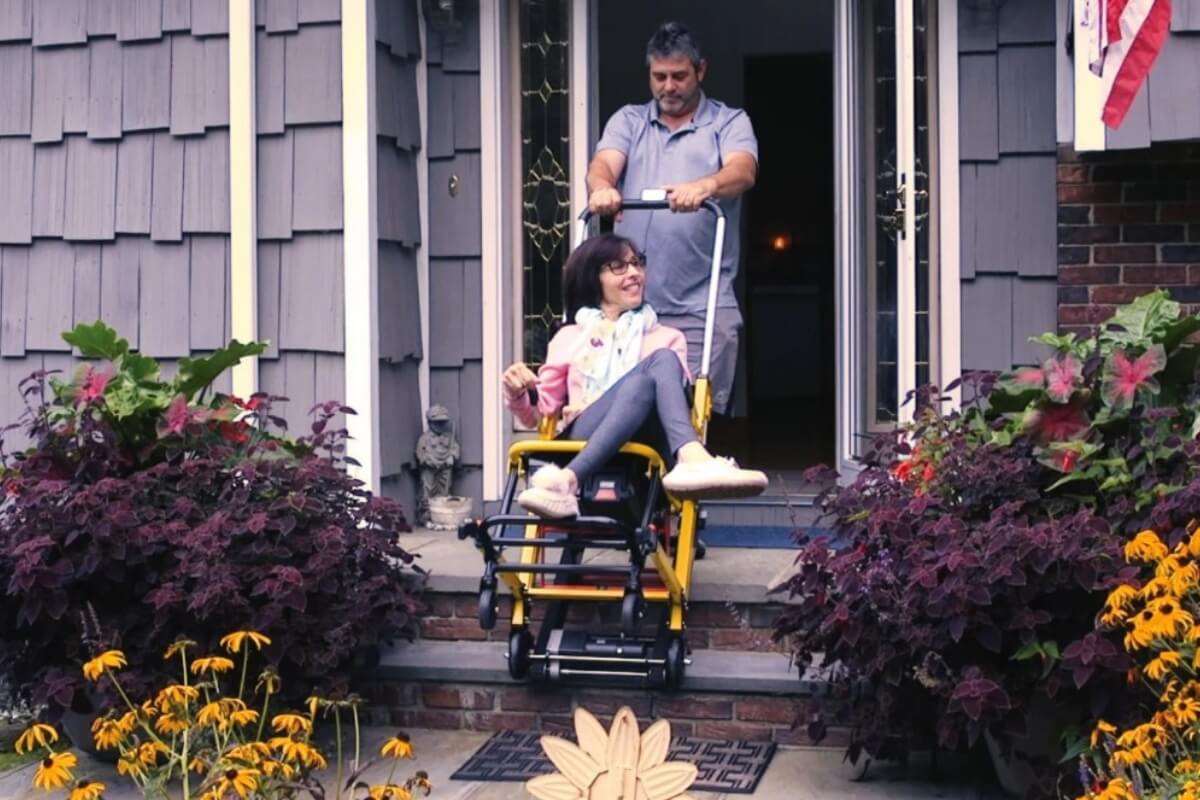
[359,640,841,747]
[418,592,788,652]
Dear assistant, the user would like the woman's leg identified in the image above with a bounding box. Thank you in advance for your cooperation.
[564,349,698,480]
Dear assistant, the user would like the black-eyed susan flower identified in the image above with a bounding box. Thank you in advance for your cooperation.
[154,710,189,736]
[220,631,272,654]
[137,741,168,767]
[230,708,259,727]
[1174,697,1200,727]
[227,741,271,765]
[256,669,281,696]
[1148,597,1194,638]
[33,751,78,790]
[14,722,59,754]
[271,713,312,736]
[1126,608,1159,650]
[67,778,106,800]
[191,656,235,675]
[156,683,200,710]
[197,701,228,729]
[1177,759,1200,775]
[82,650,126,682]
[116,710,137,735]
[261,759,297,780]
[1146,650,1183,681]
[213,767,260,800]
[163,639,197,661]
[409,770,432,795]
[116,754,146,779]
[1090,720,1117,749]
[189,756,209,775]
[1127,530,1170,563]
[1089,777,1137,800]
[1172,562,1200,596]
[368,785,413,800]
[91,716,126,750]
[381,732,414,759]
[1138,576,1173,601]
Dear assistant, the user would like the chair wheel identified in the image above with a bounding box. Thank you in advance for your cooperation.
[478,587,497,630]
[666,636,687,688]
[621,590,643,637]
[695,538,707,560]
[508,629,533,679]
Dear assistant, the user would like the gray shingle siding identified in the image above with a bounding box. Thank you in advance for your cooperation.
[958,0,1059,372]
[376,0,427,510]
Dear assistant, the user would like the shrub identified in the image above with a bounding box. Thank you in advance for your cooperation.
[774,291,1200,788]
[0,323,424,717]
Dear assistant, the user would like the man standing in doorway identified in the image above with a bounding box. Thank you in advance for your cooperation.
[586,21,758,416]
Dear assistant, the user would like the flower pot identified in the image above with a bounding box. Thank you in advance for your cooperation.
[59,708,118,764]
[983,705,1064,798]
[427,495,472,530]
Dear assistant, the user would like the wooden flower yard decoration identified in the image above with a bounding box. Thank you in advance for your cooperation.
[527,706,698,800]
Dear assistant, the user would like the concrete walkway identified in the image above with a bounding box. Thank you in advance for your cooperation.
[0,726,1001,799]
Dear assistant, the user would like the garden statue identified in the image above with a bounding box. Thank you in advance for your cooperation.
[415,404,460,527]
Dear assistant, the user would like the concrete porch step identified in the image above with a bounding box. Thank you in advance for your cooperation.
[375,639,828,696]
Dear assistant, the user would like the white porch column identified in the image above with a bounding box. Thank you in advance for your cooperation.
[229,0,258,397]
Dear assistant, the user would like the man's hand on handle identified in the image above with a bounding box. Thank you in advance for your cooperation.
[664,177,718,212]
[588,187,624,220]
[502,362,538,398]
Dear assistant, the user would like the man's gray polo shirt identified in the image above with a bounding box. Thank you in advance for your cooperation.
[596,93,758,319]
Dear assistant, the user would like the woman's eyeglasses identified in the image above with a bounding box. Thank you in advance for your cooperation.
[603,253,647,276]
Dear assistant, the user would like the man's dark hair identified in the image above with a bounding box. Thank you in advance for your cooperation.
[645,21,702,68]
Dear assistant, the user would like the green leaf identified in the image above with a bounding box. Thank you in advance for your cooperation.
[1058,732,1090,764]
[1030,332,1077,350]
[1042,641,1060,661]
[1160,315,1200,353]
[61,321,130,361]
[1012,641,1043,661]
[1102,289,1179,343]
[121,351,161,384]
[173,340,268,399]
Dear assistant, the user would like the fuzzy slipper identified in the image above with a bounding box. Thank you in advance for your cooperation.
[517,464,580,519]
[662,456,768,500]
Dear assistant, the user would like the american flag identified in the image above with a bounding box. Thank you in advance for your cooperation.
[1081,0,1173,128]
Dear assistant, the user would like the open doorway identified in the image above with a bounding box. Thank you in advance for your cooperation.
[595,2,836,484]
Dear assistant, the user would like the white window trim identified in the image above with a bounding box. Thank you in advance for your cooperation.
[228,2,258,399]
[480,0,507,501]
[937,0,962,406]
[342,0,382,493]
[1073,0,1107,151]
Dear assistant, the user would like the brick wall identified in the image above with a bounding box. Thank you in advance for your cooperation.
[1057,142,1200,337]
[355,679,842,747]
[417,593,786,652]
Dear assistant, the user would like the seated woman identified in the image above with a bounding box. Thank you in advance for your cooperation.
[502,233,768,519]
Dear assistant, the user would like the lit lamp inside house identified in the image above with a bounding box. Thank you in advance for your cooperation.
[770,233,792,252]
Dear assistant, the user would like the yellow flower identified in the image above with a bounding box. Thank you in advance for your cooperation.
[33,751,78,791]
[1149,597,1194,637]
[368,785,413,800]
[1173,562,1200,596]
[230,708,259,727]
[189,756,209,774]
[1146,651,1184,681]
[1139,575,1173,600]
[116,710,137,735]
[213,768,260,800]
[14,722,59,754]
[154,710,189,736]
[220,631,272,654]
[82,650,126,682]
[1128,530,1170,563]
[307,695,322,718]
[191,656,235,675]
[228,742,272,765]
[140,699,159,719]
[1188,525,1200,557]
[381,733,414,759]
[1176,759,1200,775]
[67,779,105,800]
[116,754,146,779]
[256,669,281,696]
[156,683,200,710]
[1089,777,1137,800]
[91,717,127,750]
[1127,608,1160,650]
[138,741,168,767]
[163,639,197,661]
[1091,720,1118,749]
[269,736,326,769]
[1107,584,1139,611]
[261,759,297,780]
[197,701,228,729]
[1174,697,1200,727]
[271,713,313,736]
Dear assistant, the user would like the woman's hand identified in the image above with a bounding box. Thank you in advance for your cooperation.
[502,362,538,397]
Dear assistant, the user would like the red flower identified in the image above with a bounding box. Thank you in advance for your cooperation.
[1057,449,1078,473]
[231,396,263,411]
[922,463,935,482]
[893,461,913,481]
[219,421,249,445]
[1101,345,1166,411]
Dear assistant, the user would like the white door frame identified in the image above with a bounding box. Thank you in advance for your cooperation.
[482,0,963,493]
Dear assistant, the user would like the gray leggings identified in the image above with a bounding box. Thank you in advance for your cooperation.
[562,349,699,480]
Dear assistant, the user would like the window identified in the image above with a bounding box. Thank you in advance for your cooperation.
[515,0,573,369]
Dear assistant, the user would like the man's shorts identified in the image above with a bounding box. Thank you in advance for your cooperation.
[657,308,742,416]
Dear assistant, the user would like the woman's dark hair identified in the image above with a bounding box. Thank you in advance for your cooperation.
[562,233,639,321]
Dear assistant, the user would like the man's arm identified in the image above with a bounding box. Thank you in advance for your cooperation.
[665,151,757,211]
[587,149,627,215]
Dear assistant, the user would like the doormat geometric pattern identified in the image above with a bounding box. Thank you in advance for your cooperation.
[449,729,777,794]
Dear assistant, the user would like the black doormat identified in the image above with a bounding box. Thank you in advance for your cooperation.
[449,729,777,794]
